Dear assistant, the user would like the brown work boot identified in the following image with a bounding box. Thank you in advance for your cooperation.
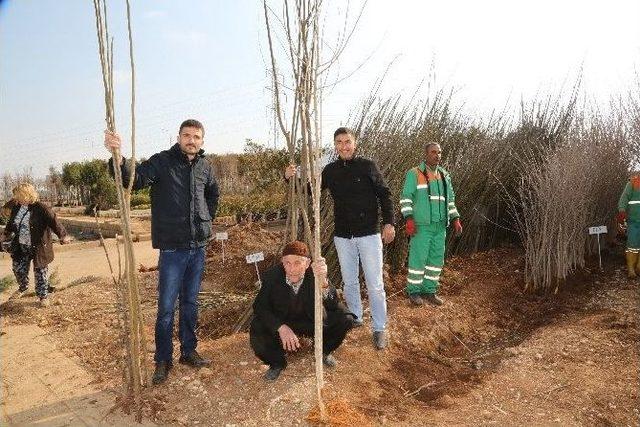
[264,366,283,381]
[626,252,638,279]
[152,361,172,385]
[322,353,337,368]
[408,293,424,306]
[179,350,211,368]
[350,318,364,328]
[424,293,444,306]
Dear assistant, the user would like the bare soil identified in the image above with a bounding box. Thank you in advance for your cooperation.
[1,224,638,426]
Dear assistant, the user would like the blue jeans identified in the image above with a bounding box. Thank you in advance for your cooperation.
[333,234,387,332]
[155,247,205,362]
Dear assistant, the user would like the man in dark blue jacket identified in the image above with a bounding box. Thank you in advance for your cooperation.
[105,119,219,385]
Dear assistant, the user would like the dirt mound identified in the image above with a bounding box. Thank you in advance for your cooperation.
[206,222,283,260]
[198,223,284,338]
[307,398,372,426]
[203,223,282,292]
[322,248,639,425]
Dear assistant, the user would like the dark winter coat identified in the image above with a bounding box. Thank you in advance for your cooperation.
[321,156,394,238]
[4,202,67,268]
[252,263,349,335]
[110,143,219,250]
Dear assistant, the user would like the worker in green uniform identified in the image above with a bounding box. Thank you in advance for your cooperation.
[400,143,462,306]
[617,170,640,278]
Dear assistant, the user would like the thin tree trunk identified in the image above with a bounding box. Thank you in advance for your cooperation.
[93,0,146,421]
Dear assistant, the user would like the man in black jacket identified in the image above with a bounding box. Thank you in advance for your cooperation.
[284,127,395,349]
[250,241,353,381]
[105,119,219,385]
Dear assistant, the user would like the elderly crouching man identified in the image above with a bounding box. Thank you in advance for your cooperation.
[250,241,354,381]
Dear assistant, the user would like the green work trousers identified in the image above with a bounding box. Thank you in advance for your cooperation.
[406,221,446,295]
[628,220,640,253]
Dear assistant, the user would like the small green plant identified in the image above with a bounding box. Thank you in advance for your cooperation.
[217,193,286,218]
[67,275,100,288]
[48,267,61,288]
[131,203,150,210]
[0,275,16,293]
[130,191,150,207]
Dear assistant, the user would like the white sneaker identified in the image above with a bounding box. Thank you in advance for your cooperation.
[9,289,27,300]
[39,298,50,308]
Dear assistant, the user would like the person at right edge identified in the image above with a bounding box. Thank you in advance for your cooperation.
[617,169,640,278]
[400,142,462,306]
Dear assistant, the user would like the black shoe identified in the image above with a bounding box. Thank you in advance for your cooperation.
[408,293,424,306]
[179,350,211,368]
[152,361,172,385]
[424,293,444,306]
[264,366,283,381]
[351,318,364,328]
[322,353,337,368]
[373,331,387,350]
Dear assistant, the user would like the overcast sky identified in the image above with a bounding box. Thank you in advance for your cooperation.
[1,0,638,177]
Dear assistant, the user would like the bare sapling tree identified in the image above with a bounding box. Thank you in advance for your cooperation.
[92,0,148,421]
[263,0,364,419]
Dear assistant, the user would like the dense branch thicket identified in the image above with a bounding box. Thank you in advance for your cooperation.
[315,81,639,292]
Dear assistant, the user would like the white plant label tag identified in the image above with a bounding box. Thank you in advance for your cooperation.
[215,232,228,240]
[588,226,607,235]
[246,252,265,264]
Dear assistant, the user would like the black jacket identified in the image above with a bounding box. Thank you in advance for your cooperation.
[321,156,394,238]
[252,263,345,335]
[110,143,219,249]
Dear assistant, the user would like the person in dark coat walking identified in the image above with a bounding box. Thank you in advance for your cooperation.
[250,241,353,381]
[1,183,69,307]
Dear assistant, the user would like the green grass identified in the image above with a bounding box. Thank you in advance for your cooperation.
[48,267,61,288]
[0,275,16,293]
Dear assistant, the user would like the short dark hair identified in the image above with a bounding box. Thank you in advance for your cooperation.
[179,119,205,137]
[425,142,440,151]
[333,126,356,140]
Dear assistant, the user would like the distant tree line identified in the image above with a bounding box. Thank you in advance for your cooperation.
[2,140,292,216]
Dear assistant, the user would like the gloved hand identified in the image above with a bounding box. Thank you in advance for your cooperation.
[617,211,627,224]
[405,217,416,237]
[452,218,463,236]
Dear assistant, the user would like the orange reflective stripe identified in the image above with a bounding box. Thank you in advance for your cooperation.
[413,167,428,186]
